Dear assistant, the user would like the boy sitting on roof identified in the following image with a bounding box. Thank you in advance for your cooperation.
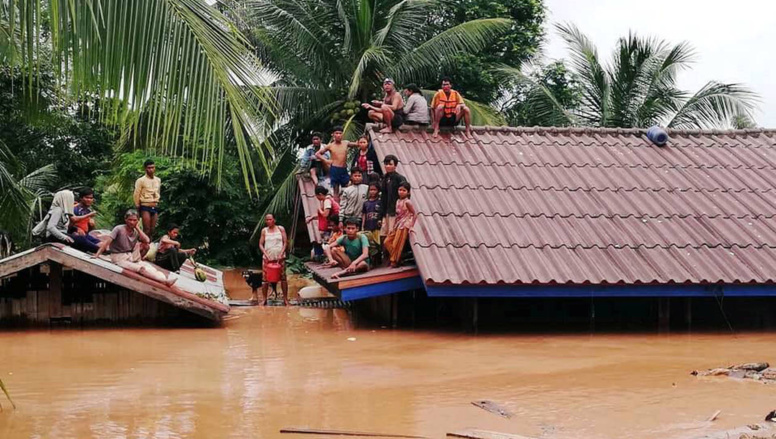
[431,77,472,138]
[331,219,371,279]
[69,187,102,253]
[338,167,368,230]
[315,126,357,199]
[300,132,331,188]
[362,78,405,134]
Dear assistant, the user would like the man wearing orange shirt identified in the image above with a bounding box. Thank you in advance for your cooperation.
[431,77,472,138]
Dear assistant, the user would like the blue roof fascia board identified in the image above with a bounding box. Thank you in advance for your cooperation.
[341,276,425,301]
[425,284,776,298]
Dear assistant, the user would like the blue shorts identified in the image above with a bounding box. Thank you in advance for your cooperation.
[329,165,350,187]
[139,205,159,215]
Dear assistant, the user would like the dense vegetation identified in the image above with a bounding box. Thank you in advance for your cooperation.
[0,0,760,265]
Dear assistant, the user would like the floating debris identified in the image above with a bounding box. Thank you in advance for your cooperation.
[692,362,775,383]
[471,400,514,419]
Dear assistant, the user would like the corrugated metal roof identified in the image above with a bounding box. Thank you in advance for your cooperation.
[298,175,323,243]
[369,126,776,286]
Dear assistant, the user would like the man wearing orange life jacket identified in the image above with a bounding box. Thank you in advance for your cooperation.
[431,77,472,138]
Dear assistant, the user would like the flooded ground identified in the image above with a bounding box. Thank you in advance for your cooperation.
[1,303,775,439]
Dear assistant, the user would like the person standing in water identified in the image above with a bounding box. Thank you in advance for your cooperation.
[258,213,289,306]
[134,159,162,238]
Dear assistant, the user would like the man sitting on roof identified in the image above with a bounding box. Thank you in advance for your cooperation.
[331,219,371,279]
[362,78,405,134]
[94,209,177,287]
[431,77,472,138]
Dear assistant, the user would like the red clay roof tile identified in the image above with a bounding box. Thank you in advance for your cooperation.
[369,126,776,286]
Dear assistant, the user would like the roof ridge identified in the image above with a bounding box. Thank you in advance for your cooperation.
[415,184,773,193]
[367,124,776,137]
[411,242,776,250]
[403,161,776,170]
[415,212,776,220]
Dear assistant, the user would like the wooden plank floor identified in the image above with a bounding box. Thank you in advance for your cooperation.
[305,261,418,287]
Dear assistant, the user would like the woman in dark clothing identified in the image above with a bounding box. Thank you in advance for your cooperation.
[350,135,382,176]
[155,224,197,272]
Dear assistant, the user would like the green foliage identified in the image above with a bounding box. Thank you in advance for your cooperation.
[95,151,263,267]
[504,61,581,127]
[236,0,511,133]
[0,140,57,246]
[1,0,278,192]
[513,24,760,129]
[432,0,545,103]
[0,65,116,189]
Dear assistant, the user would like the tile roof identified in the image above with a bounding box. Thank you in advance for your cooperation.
[368,126,776,286]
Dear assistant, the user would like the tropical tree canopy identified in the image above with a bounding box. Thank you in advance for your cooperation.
[236,0,513,130]
[0,141,56,245]
[509,23,759,129]
[0,0,278,191]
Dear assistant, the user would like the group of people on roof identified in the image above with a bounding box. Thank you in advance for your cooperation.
[297,127,416,281]
[34,160,196,287]
[363,77,473,138]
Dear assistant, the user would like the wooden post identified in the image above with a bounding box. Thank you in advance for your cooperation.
[49,262,64,319]
[391,293,399,329]
[472,298,479,334]
[685,297,692,331]
[658,298,670,333]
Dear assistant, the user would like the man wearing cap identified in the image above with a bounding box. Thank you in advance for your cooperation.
[362,78,405,134]
[402,83,429,126]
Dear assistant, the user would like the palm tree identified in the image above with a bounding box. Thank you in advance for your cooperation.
[0,141,56,254]
[1,0,277,191]
[507,23,758,129]
[236,0,512,130]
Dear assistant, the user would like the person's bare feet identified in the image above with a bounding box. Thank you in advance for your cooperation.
[465,129,473,139]
[432,129,440,138]
[323,260,338,268]
[259,300,267,306]
[164,275,178,287]
[379,127,393,134]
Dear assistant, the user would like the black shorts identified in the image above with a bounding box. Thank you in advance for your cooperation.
[391,111,404,128]
[403,120,428,126]
[439,114,458,127]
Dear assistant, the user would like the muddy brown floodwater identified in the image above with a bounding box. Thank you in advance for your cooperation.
[1,306,776,438]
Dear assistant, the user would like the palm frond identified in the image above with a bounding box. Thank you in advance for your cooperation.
[667,81,759,129]
[3,0,277,190]
[251,162,300,242]
[555,22,610,126]
[390,18,513,84]
[497,65,576,126]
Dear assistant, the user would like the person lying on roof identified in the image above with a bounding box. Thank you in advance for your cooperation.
[94,209,177,287]
[431,77,472,138]
[331,219,371,279]
[362,78,405,134]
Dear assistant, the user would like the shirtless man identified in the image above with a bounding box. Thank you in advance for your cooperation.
[362,78,405,134]
[315,126,357,198]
